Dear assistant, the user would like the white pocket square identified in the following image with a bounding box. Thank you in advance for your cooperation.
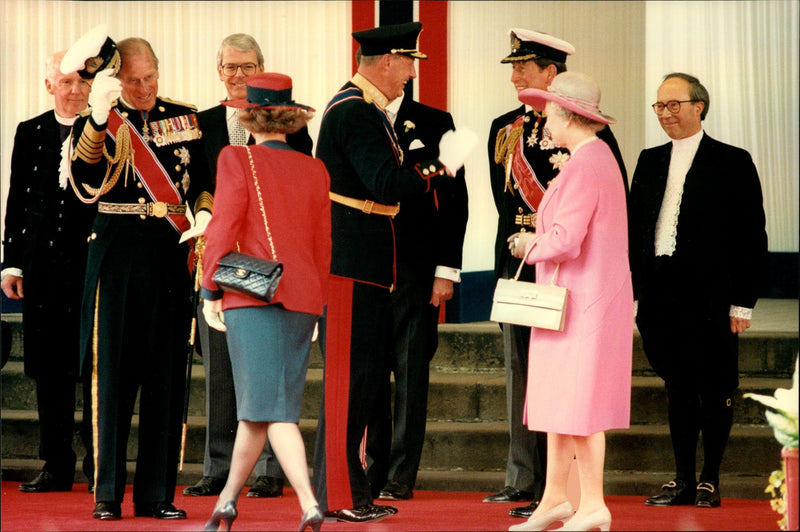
[409,139,426,150]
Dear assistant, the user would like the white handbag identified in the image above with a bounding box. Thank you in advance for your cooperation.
[490,247,567,331]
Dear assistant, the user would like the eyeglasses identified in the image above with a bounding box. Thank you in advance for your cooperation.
[651,100,699,114]
[220,63,258,76]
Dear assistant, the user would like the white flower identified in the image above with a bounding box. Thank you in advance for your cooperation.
[403,120,415,133]
[744,357,799,449]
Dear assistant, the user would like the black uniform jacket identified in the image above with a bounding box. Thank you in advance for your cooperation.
[197,104,314,187]
[316,81,450,288]
[3,110,97,377]
[69,97,212,367]
[628,133,767,312]
[393,96,468,278]
[489,104,627,283]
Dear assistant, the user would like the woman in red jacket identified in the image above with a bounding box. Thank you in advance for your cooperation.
[200,73,331,532]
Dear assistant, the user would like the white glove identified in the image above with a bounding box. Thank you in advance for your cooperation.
[438,128,479,175]
[203,298,227,332]
[89,69,122,125]
[179,209,211,243]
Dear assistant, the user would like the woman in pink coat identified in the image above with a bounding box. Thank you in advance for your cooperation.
[508,72,633,532]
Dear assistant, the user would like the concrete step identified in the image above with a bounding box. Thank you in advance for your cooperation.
[1,299,794,501]
[3,304,797,378]
[1,361,791,426]
[0,409,784,477]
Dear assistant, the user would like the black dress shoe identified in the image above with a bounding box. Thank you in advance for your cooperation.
[88,479,94,494]
[324,503,397,523]
[134,502,187,519]
[509,500,541,518]
[93,502,122,520]
[695,481,721,508]
[183,476,226,496]
[378,480,413,500]
[644,479,696,506]
[18,471,73,493]
[247,475,284,497]
[483,486,535,503]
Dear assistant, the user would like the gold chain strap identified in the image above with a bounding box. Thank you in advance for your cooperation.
[244,146,277,260]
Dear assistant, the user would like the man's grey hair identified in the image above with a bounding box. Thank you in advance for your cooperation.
[217,33,264,67]
[663,72,710,120]
[117,37,160,69]
[45,50,66,83]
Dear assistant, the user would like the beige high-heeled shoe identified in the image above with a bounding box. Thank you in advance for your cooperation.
[554,506,611,531]
[509,501,574,531]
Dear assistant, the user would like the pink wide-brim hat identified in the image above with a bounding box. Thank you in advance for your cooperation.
[519,72,616,125]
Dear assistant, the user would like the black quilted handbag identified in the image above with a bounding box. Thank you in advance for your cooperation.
[213,252,283,302]
[212,146,283,302]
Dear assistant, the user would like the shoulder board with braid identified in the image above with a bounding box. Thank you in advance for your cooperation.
[159,97,198,111]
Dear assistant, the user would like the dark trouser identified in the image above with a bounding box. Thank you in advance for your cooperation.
[35,371,93,482]
[638,256,739,485]
[313,277,392,511]
[503,322,547,498]
[501,262,547,498]
[197,310,283,480]
[89,228,189,504]
[666,383,734,484]
[366,265,440,495]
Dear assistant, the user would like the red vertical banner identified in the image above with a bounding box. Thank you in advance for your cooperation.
[418,1,448,111]
[351,0,376,75]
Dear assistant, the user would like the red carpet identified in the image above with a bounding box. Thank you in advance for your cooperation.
[0,481,781,531]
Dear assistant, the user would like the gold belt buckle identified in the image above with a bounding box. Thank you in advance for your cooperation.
[515,213,537,228]
[149,201,168,218]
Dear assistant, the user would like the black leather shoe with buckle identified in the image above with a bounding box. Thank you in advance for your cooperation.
[509,500,541,518]
[483,486,536,503]
[324,504,397,523]
[183,476,226,496]
[18,471,73,493]
[644,479,696,506]
[247,475,284,497]
[93,502,122,520]
[134,502,187,519]
[695,481,721,507]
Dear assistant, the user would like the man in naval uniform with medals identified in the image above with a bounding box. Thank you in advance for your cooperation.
[487,28,627,518]
[64,29,212,521]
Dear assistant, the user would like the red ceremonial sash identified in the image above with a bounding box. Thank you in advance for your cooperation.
[107,109,189,233]
[509,116,545,212]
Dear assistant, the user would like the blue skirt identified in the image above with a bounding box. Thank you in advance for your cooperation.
[224,305,317,422]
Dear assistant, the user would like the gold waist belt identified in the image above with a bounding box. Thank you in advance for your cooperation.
[98,201,186,219]
[515,213,537,228]
[330,192,400,218]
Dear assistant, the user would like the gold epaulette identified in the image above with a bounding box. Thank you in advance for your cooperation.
[73,119,106,164]
[78,107,92,117]
[495,124,523,166]
[160,96,198,112]
[194,191,214,215]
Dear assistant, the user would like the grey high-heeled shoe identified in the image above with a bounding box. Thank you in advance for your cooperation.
[298,505,323,532]
[205,500,238,531]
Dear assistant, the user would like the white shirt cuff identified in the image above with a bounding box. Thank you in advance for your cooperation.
[1,267,23,280]
[730,305,753,320]
[435,265,461,283]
